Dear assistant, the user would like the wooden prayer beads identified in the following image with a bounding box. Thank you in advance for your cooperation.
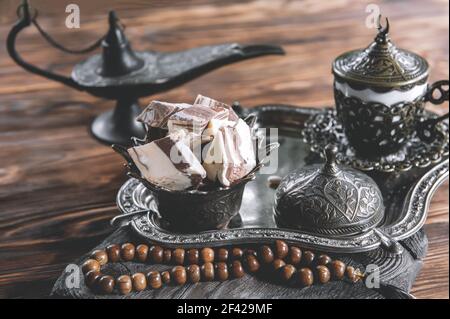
[106,244,120,262]
[90,249,108,265]
[172,248,185,265]
[171,266,187,285]
[81,259,100,274]
[131,273,147,292]
[259,245,274,264]
[116,275,132,295]
[201,262,215,281]
[136,244,149,262]
[147,271,162,289]
[150,246,164,263]
[82,241,363,295]
[120,243,135,261]
[187,265,201,283]
[186,249,199,264]
[231,261,245,279]
[316,265,331,284]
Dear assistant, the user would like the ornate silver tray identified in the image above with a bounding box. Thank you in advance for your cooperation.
[302,109,449,173]
[114,106,449,253]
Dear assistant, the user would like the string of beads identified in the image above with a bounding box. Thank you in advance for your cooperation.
[81,240,364,295]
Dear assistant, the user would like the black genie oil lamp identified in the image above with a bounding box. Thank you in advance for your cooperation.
[7,0,284,145]
[274,144,385,236]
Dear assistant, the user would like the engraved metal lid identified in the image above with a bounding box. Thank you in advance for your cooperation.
[332,16,429,90]
[274,144,384,236]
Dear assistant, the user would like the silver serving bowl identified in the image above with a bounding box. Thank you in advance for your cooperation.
[112,114,279,232]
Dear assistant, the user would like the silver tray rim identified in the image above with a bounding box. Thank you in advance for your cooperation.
[115,106,449,253]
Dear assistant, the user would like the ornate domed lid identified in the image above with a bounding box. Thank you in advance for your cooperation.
[332,16,429,90]
[274,145,384,237]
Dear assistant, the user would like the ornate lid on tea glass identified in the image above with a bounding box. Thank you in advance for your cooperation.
[274,145,384,237]
[332,16,429,90]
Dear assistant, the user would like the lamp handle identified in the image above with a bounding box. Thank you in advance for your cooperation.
[6,0,83,91]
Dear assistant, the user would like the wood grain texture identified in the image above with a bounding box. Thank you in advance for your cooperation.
[0,0,448,299]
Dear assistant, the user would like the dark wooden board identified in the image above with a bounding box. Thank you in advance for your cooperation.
[0,0,448,298]
[50,226,425,299]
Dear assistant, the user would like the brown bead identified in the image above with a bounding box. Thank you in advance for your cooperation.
[272,259,286,271]
[201,262,215,281]
[244,255,260,273]
[120,243,136,261]
[172,248,185,265]
[317,254,332,266]
[150,246,164,264]
[85,270,101,288]
[147,271,162,289]
[215,262,229,281]
[161,271,171,284]
[245,249,257,257]
[186,249,199,264]
[98,275,115,294]
[132,272,147,291]
[116,275,132,295]
[280,264,296,283]
[302,251,315,265]
[316,265,331,284]
[106,244,121,262]
[259,245,274,264]
[135,244,149,262]
[274,240,289,259]
[346,266,360,282]
[163,249,172,264]
[81,259,100,274]
[187,265,201,283]
[171,266,187,285]
[91,250,108,266]
[231,248,244,260]
[330,260,346,280]
[298,268,314,287]
[288,246,302,265]
[216,248,229,262]
[200,248,215,263]
[231,260,245,279]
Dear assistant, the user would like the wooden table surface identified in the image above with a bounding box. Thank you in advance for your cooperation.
[0,0,448,299]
